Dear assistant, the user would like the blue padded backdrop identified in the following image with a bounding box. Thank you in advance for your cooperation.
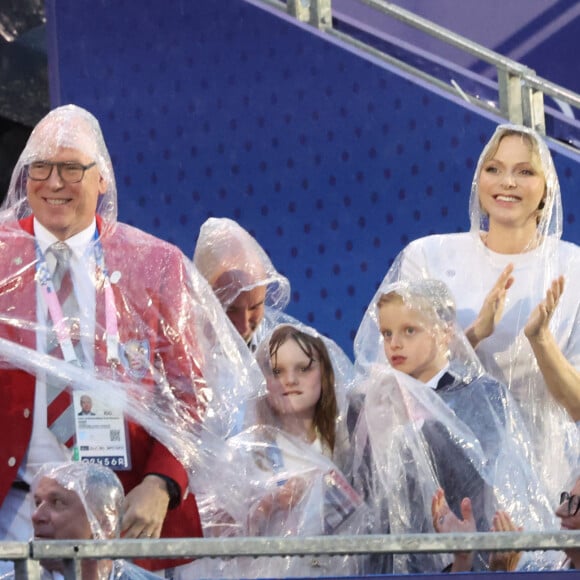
[46,0,580,358]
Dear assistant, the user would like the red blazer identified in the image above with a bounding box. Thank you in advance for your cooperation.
[0,216,203,569]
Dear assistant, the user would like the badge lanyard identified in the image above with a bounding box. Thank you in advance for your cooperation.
[36,231,120,365]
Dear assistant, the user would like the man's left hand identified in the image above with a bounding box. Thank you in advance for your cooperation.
[121,474,171,539]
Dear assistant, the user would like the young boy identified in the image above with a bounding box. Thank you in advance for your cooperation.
[350,279,553,573]
[377,286,452,384]
[375,279,512,462]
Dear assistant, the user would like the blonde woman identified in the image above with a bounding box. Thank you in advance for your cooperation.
[386,124,580,499]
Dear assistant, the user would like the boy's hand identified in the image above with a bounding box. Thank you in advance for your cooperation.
[489,511,523,572]
[432,488,476,572]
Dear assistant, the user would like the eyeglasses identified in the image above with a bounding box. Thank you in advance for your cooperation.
[27,161,97,184]
[559,492,580,516]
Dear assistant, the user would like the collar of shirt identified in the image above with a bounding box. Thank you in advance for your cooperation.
[425,364,450,391]
[33,217,97,261]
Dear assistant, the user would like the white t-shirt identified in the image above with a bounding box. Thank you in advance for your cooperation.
[397,231,580,497]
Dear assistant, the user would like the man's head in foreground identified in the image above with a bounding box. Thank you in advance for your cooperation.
[32,462,124,577]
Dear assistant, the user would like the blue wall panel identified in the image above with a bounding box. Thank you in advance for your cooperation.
[46,0,580,358]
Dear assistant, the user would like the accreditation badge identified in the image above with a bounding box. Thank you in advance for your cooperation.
[119,339,150,380]
[73,390,132,471]
[322,469,364,533]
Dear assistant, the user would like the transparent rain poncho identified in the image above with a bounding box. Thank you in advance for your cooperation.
[351,365,495,573]
[32,462,124,541]
[193,217,291,349]
[0,104,263,538]
[186,322,367,579]
[351,278,557,573]
[514,469,580,572]
[30,462,166,580]
[3,104,118,234]
[384,124,580,500]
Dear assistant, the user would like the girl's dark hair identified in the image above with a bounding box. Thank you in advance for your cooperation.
[267,325,338,452]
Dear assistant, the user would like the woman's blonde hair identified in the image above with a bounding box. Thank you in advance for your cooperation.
[469,125,563,238]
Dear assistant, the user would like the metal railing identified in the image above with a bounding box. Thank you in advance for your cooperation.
[4,531,580,579]
[259,0,580,141]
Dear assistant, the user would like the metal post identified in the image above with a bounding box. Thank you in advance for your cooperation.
[287,0,310,22]
[498,67,524,125]
[14,559,41,580]
[310,0,332,29]
[288,0,332,29]
[62,558,81,580]
[522,83,546,135]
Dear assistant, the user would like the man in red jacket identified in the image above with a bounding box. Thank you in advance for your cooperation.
[0,104,241,571]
